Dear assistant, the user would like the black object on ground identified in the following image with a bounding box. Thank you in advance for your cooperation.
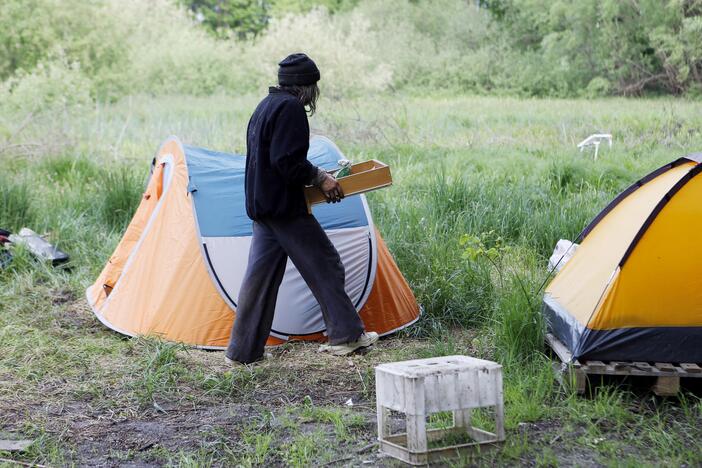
[0,250,11,269]
[9,228,70,266]
[0,228,12,269]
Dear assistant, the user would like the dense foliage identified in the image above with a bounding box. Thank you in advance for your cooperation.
[177,0,358,37]
[0,0,700,126]
[482,0,702,96]
[179,0,271,39]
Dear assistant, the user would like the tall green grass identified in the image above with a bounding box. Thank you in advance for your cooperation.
[0,174,34,231]
[97,165,143,231]
[5,93,701,356]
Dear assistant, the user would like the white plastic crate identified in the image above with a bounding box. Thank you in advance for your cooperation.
[375,355,504,465]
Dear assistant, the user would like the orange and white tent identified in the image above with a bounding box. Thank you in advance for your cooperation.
[86,136,420,348]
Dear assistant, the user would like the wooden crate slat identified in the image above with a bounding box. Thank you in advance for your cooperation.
[633,362,653,371]
[680,363,702,374]
[545,332,702,397]
[585,360,606,372]
[611,361,632,371]
[654,362,676,373]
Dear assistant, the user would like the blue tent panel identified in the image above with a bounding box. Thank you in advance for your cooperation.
[185,136,369,238]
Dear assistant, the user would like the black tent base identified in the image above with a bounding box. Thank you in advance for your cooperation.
[545,333,702,397]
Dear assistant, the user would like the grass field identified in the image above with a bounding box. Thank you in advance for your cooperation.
[2,94,702,466]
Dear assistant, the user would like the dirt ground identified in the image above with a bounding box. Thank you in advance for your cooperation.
[1,303,434,466]
[2,299,701,466]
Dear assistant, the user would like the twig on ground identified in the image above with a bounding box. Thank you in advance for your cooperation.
[0,457,48,468]
[153,400,168,414]
[356,441,378,453]
[323,442,379,466]
[323,455,354,466]
[355,367,367,395]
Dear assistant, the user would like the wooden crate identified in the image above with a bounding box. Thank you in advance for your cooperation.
[546,333,702,396]
[304,159,392,211]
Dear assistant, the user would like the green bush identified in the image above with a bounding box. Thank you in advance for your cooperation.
[243,7,394,97]
[0,0,253,105]
[0,54,91,115]
[586,77,612,98]
[3,0,700,102]
[484,0,702,96]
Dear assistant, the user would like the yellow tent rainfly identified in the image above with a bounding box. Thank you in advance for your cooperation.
[86,136,420,348]
[544,152,702,363]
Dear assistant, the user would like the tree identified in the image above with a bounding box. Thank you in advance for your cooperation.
[180,0,271,39]
[483,0,702,96]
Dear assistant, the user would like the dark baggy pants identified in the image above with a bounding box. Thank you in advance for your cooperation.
[225,214,365,363]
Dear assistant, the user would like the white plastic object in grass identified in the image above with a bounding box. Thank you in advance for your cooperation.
[548,239,579,273]
[9,227,69,265]
[577,133,612,160]
[375,355,504,465]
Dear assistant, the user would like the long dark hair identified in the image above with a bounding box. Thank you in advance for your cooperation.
[279,83,320,115]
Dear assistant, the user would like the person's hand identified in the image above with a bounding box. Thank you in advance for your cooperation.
[320,173,344,203]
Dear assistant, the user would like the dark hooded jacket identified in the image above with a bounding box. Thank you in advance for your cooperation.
[244,87,318,220]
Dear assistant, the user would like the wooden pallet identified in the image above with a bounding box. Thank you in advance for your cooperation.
[545,333,702,396]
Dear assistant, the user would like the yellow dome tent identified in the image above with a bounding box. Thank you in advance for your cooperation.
[544,153,702,363]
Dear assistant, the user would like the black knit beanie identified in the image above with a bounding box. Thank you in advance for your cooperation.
[278,53,320,86]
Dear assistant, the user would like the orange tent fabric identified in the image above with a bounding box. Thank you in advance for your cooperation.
[87,136,420,348]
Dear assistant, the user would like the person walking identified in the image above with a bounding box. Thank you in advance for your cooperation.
[225,53,379,365]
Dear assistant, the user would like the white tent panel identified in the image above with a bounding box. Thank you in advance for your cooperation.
[202,226,374,336]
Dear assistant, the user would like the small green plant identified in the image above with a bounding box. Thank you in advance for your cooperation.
[166,449,216,467]
[200,366,262,397]
[241,431,274,466]
[282,431,328,467]
[296,402,365,442]
[427,411,454,430]
[535,447,558,467]
[132,338,187,406]
[460,230,511,286]
[460,231,508,262]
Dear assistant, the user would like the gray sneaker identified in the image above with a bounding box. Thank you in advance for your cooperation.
[318,332,379,356]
